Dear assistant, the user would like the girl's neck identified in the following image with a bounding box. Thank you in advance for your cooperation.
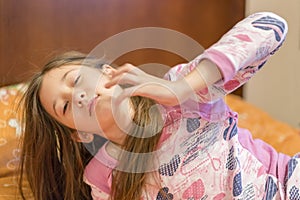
[105,141,122,160]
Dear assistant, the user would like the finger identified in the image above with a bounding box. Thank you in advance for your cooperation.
[105,64,141,88]
[112,86,138,105]
[111,63,141,77]
[105,72,140,88]
[116,83,157,102]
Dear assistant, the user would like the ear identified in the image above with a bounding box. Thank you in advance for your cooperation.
[71,131,94,143]
[102,64,116,77]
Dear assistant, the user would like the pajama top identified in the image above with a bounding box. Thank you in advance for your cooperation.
[84,12,300,200]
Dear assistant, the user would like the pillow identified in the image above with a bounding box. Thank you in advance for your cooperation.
[0,83,32,199]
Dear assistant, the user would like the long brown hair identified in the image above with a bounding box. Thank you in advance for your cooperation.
[18,51,164,200]
[111,96,164,200]
[18,51,99,200]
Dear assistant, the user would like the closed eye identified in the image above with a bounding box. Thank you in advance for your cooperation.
[63,101,69,115]
[74,75,81,85]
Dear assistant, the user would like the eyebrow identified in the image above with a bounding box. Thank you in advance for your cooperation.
[52,68,77,117]
[61,68,77,82]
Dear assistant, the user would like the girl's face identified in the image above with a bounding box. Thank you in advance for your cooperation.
[39,64,130,143]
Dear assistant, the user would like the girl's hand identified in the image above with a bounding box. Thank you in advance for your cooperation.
[105,64,195,106]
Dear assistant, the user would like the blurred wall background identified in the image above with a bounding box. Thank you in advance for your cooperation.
[0,0,245,98]
[245,0,300,128]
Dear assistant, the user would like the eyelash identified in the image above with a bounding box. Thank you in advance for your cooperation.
[74,75,81,85]
[63,102,69,115]
[63,75,81,115]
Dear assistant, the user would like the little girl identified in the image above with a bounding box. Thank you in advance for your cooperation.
[19,12,300,200]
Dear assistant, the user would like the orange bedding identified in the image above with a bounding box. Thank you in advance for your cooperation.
[226,94,300,156]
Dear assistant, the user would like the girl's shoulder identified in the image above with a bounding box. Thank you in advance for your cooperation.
[84,142,117,194]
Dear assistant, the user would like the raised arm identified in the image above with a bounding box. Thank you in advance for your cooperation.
[166,12,288,102]
[105,12,288,106]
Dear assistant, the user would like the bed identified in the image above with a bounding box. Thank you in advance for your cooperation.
[0,83,300,199]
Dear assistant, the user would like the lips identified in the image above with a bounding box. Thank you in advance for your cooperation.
[88,95,99,116]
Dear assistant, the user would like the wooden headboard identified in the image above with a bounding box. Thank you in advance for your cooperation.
[0,0,245,95]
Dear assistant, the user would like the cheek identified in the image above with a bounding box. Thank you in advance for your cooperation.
[98,87,123,116]
[95,97,114,124]
[63,116,76,130]
[70,106,102,133]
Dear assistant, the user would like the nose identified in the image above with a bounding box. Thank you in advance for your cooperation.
[73,90,87,107]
